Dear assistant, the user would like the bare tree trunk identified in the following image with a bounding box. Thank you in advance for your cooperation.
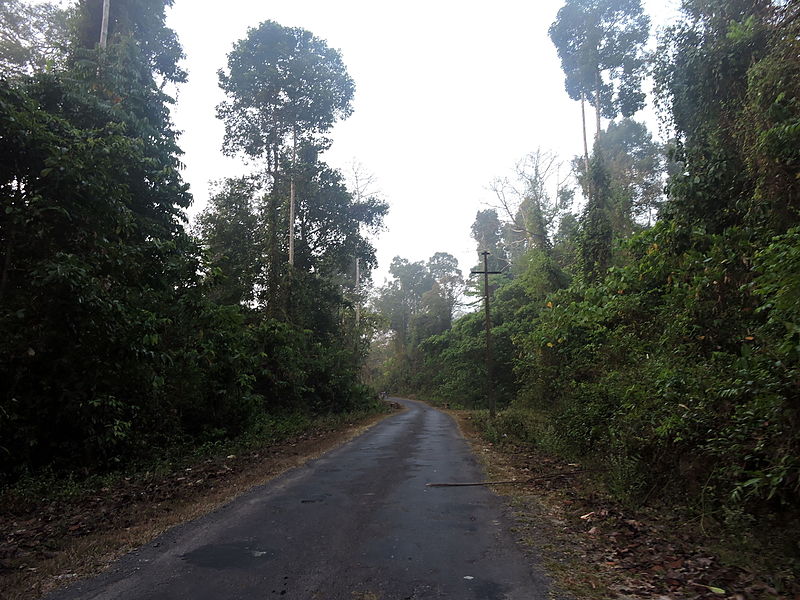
[581,92,590,175]
[594,71,601,139]
[99,0,110,48]
[265,148,281,314]
[581,92,593,204]
[288,127,297,266]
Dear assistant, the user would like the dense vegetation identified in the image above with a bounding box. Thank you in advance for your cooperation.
[0,1,385,485]
[372,0,800,530]
[2,0,798,553]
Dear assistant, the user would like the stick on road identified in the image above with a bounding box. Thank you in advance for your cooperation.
[48,399,549,600]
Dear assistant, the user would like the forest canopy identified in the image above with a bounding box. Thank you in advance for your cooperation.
[0,1,385,482]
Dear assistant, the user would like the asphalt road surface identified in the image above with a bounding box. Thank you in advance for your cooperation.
[48,399,550,600]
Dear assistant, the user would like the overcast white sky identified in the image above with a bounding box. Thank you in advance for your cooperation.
[166,0,680,285]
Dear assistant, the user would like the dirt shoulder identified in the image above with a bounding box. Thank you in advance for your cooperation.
[1,407,396,600]
[445,408,799,600]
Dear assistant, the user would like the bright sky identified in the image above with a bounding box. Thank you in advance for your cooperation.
[166,0,680,285]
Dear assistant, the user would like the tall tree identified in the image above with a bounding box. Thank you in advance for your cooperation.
[549,0,650,167]
[217,20,355,280]
[74,0,186,84]
[471,209,507,273]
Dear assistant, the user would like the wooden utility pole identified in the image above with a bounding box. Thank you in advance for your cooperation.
[99,0,110,48]
[471,251,501,417]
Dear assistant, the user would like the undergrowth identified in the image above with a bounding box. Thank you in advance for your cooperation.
[2,400,388,507]
[468,404,800,582]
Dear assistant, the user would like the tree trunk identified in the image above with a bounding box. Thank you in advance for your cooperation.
[581,92,590,176]
[594,71,601,139]
[581,92,592,203]
[288,127,297,266]
[265,148,281,314]
[99,0,110,48]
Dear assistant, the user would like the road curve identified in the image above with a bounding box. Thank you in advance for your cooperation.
[47,399,549,600]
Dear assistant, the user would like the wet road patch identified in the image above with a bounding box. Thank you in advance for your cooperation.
[181,542,276,568]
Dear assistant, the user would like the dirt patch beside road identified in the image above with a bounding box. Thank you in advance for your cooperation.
[1,409,394,600]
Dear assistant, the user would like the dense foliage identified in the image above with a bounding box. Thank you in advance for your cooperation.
[374,0,800,526]
[0,2,384,483]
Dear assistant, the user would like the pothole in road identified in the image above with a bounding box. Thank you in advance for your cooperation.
[181,542,276,568]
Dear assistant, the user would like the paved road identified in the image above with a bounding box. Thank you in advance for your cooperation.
[48,399,549,600]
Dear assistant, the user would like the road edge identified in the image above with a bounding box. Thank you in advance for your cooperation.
[5,408,398,600]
